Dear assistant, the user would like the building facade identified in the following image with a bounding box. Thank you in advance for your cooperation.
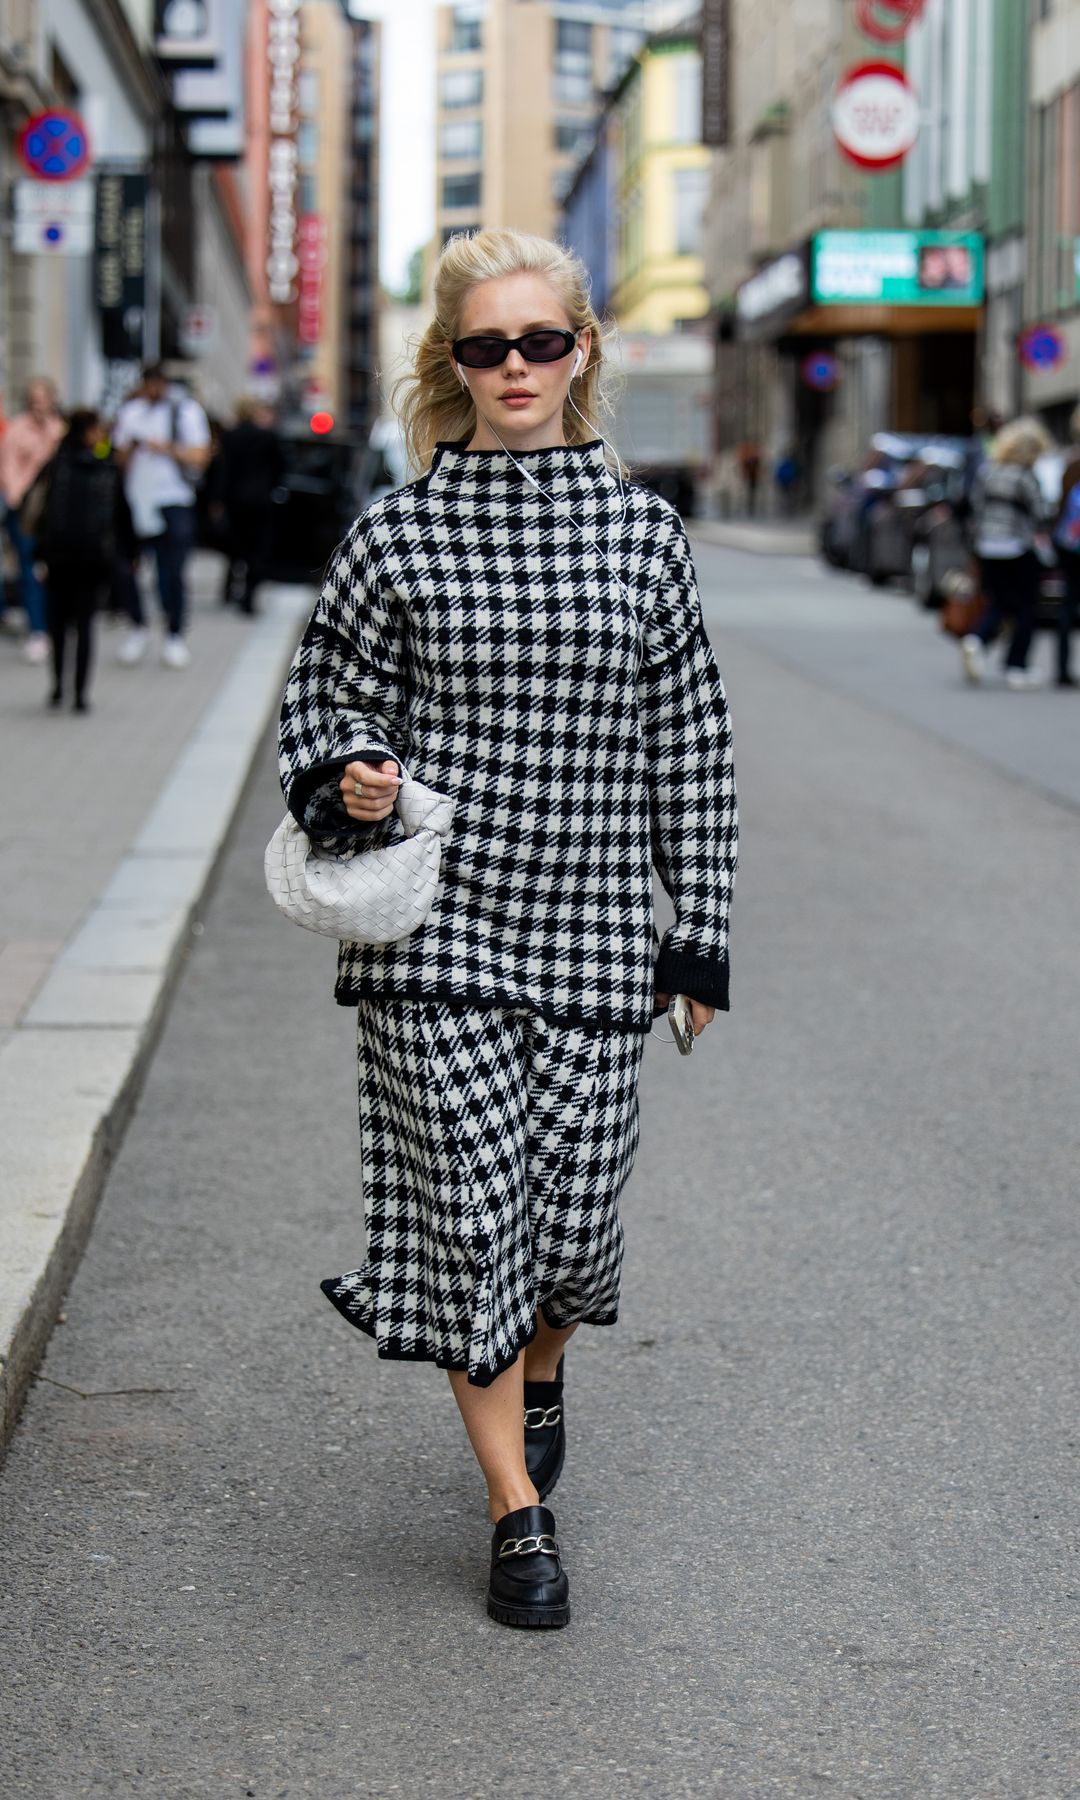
[1020,0,1080,433]
[433,1,666,252]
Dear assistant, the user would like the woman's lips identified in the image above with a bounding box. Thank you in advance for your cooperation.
[500,393,535,407]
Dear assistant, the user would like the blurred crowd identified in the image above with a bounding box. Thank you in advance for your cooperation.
[0,368,286,714]
[820,408,1080,693]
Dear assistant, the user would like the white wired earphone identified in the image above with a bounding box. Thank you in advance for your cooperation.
[453,347,681,1048]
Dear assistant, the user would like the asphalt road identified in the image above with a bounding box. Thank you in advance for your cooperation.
[2,548,1079,1800]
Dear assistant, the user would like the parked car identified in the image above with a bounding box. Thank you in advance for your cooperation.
[863,438,969,590]
[266,432,365,582]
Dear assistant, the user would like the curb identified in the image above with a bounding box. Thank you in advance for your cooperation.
[689,519,817,558]
[0,583,311,1455]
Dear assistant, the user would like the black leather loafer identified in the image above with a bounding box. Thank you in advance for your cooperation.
[487,1504,570,1629]
[523,1354,565,1500]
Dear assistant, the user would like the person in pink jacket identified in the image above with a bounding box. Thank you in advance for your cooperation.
[0,378,65,664]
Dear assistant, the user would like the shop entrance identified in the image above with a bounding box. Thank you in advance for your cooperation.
[892,334,977,435]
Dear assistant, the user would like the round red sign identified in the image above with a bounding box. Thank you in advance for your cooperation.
[832,61,920,172]
[16,110,90,181]
[856,0,926,43]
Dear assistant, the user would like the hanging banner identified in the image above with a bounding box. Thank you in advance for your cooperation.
[94,171,148,361]
[856,0,926,44]
[832,61,920,171]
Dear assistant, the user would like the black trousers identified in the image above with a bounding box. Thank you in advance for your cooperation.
[223,501,272,613]
[973,552,1039,671]
[1057,548,1080,681]
[47,572,104,703]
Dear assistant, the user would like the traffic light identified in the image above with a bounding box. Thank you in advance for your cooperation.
[310,410,334,436]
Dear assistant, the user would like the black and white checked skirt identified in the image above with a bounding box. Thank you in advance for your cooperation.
[321,998,646,1386]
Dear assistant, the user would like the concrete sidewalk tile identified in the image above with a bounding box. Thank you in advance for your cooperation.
[97,854,207,911]
[53,905,190,974]
[0,941,62,1028]
[22,967,164,1030]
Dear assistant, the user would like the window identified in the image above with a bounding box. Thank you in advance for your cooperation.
[553,69,592,105]
[672,166,709,256]
[554,117,588,154]
[607,27,641,85]
[442,223,479,247]
[440,118,483,160]
[298,70,319,117]
[297,121,317,169]
[441,67,483,108]
[442,172,482,210]
[449,11,482,53]
[558,20,590,57]
[672,54,702,145]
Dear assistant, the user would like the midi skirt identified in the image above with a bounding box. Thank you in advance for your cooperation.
[321,998,647,1386]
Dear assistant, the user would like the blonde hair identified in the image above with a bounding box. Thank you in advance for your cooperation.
[393,228,621,476]
[992,416,1053,469]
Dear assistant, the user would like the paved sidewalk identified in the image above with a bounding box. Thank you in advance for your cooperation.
[690,515,817,557]
[0,553,311,1445]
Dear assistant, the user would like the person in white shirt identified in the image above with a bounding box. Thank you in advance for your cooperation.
[112,363,211,669]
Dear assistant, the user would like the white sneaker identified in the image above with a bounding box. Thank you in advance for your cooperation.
[960,634,986,684]
[118,626,149,666]
[161,634,191,670]
[1005,666,1043,691]
[23,631,49,665]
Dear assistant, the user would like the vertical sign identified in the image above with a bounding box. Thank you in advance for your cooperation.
[297,214,327,346]
[701,0,730,148]
[266,0,301,305]
[94,171,148,360]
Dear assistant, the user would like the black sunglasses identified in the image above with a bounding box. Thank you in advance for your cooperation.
[451,328,579,369]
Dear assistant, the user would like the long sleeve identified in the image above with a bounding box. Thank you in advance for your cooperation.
[637,511,737,1010]
[278,523,407,854]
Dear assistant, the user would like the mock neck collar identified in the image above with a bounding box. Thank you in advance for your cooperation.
[429,437,609,491]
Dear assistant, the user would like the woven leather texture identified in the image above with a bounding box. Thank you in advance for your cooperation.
[265,772,455,944]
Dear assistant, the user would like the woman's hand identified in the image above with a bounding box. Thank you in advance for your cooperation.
[654,993,716,1036]
[339,758,402,823]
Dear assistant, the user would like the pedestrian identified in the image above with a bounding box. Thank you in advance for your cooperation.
[36,409,120,713]
[962,416,1054,690]
[1051,402,1080,689]
[736,437,761,516]
[773,445,800,516]
[278,227,738,1630]
[216,397,285,614]
[0,377,65,664]
[112,363,211,669]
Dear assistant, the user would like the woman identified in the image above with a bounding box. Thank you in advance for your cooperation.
[963,416,1053,690]
[0,377,65,663]
[1052,402,1080,689]
[278,229,737,1629]
[37,410,120,713]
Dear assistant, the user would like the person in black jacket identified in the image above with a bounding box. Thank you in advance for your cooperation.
[216,398,285,614]
[37,410,120,712]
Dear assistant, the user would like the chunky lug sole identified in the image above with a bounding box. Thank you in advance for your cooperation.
[486,1593,570,1629]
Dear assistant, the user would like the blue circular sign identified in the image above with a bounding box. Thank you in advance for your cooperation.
[17,111,89,181]
[802,350,840,393]
[1019,325,1066,372]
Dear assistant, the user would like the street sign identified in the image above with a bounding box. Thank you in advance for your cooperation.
[856,0,926,43]
[812,231,984,307]
[832,61,920,172]
[17,110,90,181]
[801,351,840,393]
[94,172,148,361]
[13,179,93,254]
[1018,325,1066,372]
[700,0,731,148]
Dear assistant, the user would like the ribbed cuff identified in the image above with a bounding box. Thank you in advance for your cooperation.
[287,747,401,835]
[653,940,730,1011]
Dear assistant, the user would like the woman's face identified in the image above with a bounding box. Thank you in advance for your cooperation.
[448,272,591,451]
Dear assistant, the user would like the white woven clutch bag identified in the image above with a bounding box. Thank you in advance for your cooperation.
[265,759,455,944]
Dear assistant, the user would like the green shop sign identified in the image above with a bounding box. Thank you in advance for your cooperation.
[812,231,985,307]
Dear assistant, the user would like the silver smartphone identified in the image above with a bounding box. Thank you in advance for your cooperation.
[667,993,695,1056]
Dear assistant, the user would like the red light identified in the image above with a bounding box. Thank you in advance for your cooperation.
[310,410,334,435]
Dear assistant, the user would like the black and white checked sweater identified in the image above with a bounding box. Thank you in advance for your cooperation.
[278,438,737,1033]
